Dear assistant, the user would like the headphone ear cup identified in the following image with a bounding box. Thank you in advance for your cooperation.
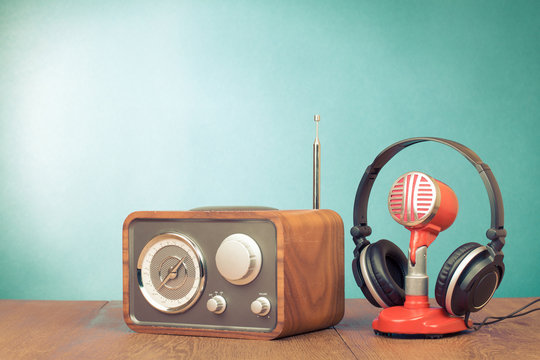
[435,243,480,309]
[352,257,386,308]
[352,243,383,308]
[436,242,502,316]
[359,239,407,308]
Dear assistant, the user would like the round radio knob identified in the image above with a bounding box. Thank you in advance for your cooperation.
[206,295,226,314]
[251,297,271,316]
[215,234,262,285]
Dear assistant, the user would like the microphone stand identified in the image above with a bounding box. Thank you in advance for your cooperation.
[372,246,470,337]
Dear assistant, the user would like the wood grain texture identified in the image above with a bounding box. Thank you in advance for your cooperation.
[0,299,538,359]
[0,300,354,360]
[335,297,540,360]
[279,209,344,337]
[122,209,344,339]
[0,300,107,359]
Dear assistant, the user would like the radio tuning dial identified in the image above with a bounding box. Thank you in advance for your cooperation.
[251,297,271,316]
[215,234,262,285]
[206,295,226,314]
[136,233,205,314]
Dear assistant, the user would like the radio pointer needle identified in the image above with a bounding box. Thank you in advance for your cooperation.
[158,256,187,291]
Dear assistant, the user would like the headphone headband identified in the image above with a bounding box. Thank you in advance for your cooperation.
[352,137,506,252]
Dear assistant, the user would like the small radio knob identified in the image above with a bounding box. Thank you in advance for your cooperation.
[216,234,262,285]
[206,295,226,314]
[250,297,271,316]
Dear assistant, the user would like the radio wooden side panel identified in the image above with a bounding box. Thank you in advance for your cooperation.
[279,210,345,338]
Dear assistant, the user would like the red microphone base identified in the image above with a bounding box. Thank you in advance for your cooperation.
[372,296,469,336]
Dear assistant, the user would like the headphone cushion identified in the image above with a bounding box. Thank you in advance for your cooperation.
[435,242,482,309]
[366,239,407,307]
[352,249,385,308]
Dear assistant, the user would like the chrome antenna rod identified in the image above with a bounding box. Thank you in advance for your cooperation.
[313,115,321,209]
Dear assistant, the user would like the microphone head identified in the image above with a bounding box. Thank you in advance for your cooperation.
[388,171,458,230]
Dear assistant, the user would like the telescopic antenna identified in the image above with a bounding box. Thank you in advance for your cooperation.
[313,115,321,209]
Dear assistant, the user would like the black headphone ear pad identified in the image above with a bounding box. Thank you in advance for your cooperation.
[352,252,385,308]
[435,242,482,309]
[366,239,408,307]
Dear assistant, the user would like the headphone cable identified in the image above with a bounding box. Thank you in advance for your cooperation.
[464,298,540,331]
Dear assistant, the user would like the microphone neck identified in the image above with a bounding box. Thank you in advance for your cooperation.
[407,224,440,265]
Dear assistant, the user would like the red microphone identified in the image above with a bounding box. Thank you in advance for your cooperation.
[373,172,467,336]
[388,171,458,264]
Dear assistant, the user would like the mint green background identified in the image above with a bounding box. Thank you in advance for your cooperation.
[1,1,539,301]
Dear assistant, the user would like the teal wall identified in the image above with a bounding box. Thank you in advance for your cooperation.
[1,1,538,300]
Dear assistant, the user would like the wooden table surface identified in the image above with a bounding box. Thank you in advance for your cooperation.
[0,298,538,359]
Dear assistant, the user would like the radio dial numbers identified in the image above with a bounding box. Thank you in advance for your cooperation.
[137,233,206,314]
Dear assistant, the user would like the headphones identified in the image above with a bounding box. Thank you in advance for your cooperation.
[351,137,506,317]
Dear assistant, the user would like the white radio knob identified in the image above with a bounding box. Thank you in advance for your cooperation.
[215,234,262,285]
[206,295,226,314]
[251,297,271,316]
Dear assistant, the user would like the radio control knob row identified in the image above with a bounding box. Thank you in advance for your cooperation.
[206,296,271,316]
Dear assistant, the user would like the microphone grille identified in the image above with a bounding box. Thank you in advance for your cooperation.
[388,172,439,227]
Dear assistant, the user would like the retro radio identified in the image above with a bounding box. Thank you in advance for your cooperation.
[122,116,345,339]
